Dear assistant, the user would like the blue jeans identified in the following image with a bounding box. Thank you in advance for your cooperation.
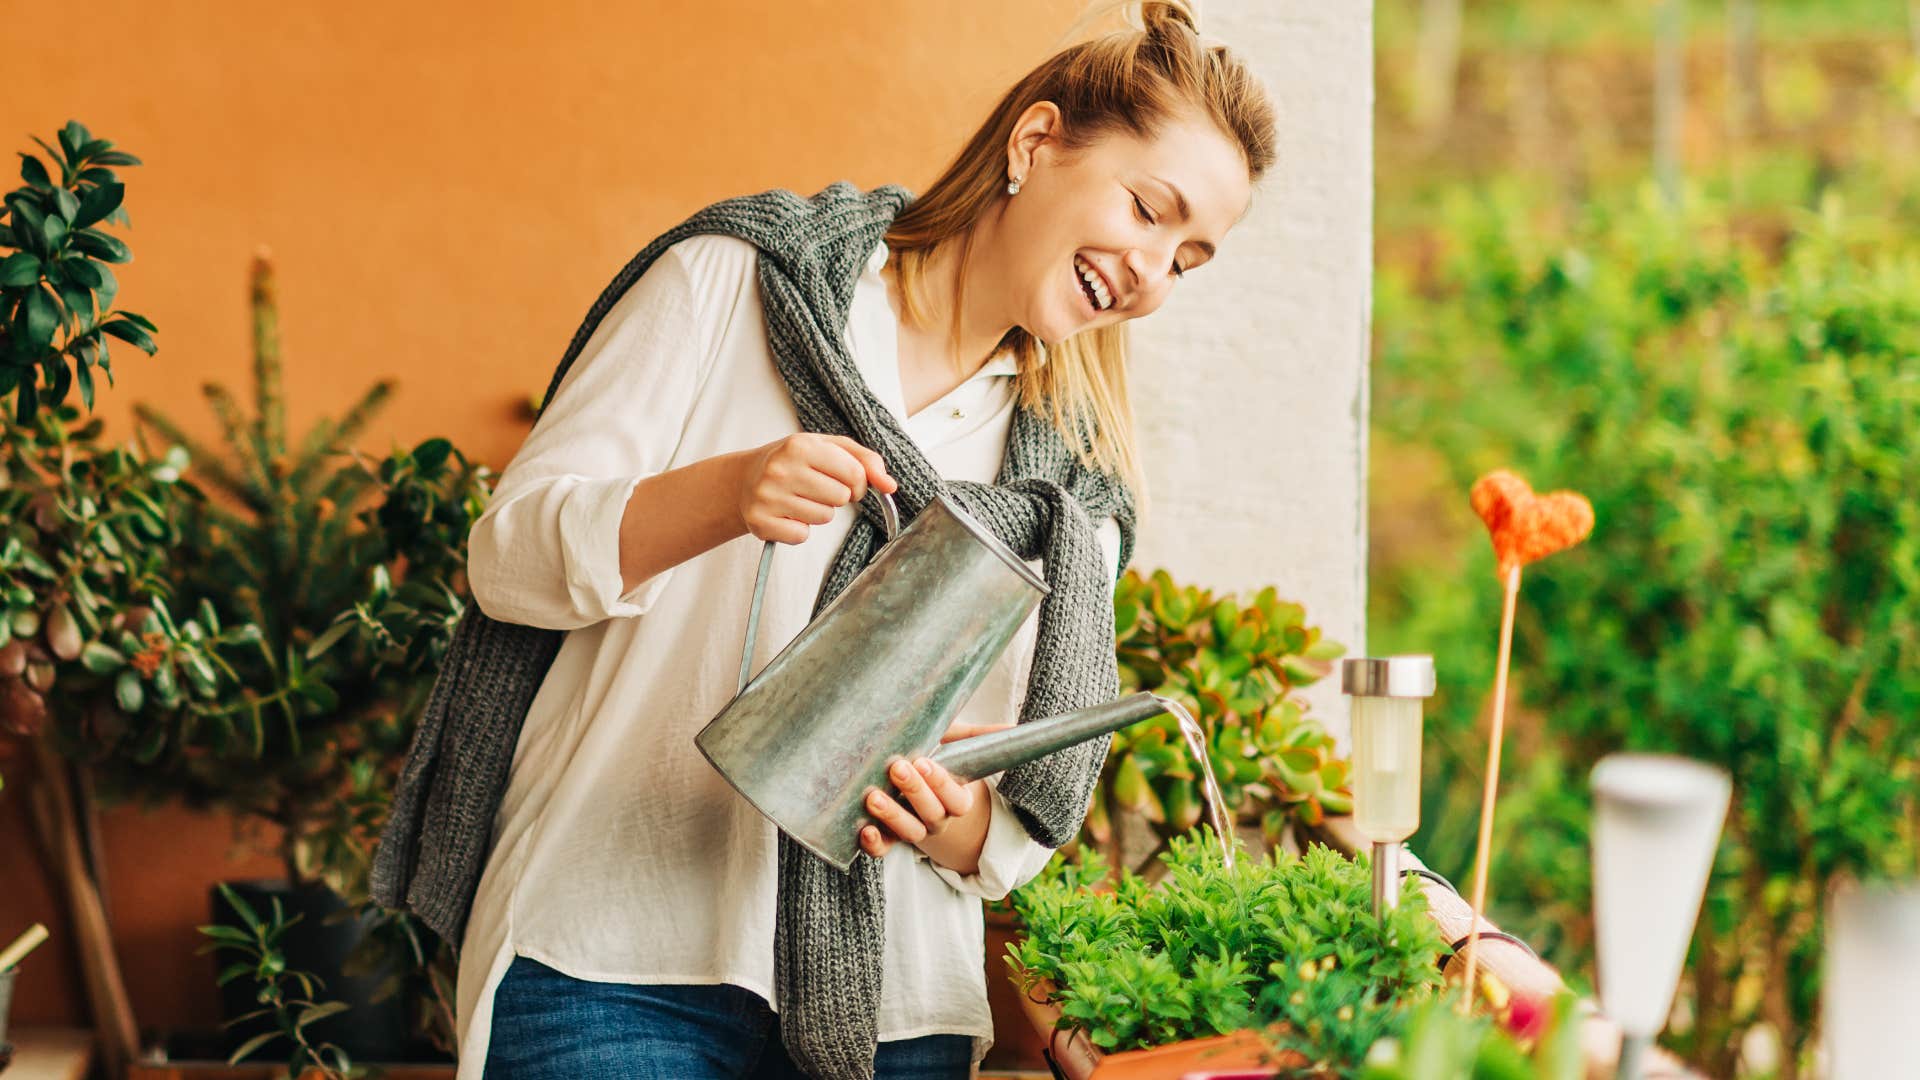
[484,955,974,1079]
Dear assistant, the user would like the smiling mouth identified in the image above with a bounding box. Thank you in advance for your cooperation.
[1074,254,1113,312]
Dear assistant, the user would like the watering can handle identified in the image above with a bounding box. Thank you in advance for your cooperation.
[736,489,900,694]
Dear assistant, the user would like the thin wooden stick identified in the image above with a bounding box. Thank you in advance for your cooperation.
[1462,563,1522,1011]
[0,922,49,971]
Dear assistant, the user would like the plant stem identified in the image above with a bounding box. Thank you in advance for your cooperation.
[1462,564,1521,1010]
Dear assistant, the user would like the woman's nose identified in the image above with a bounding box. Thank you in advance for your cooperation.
[1122,248,1169,302]
[1122,249,1154,291]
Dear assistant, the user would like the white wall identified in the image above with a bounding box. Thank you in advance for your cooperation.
[1127,0,1373,734]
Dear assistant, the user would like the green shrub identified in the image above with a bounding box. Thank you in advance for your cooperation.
[1373,186,1920,1075]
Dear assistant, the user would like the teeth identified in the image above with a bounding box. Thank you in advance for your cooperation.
[1075,255,1112,311]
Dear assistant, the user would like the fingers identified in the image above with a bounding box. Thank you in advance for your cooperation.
[865,788,927,845]
[859,823,895,858]
[914,758,975,818]
[889,759,948,833]
[742,435,896,545]
[825,435,897,495]
[939,721,1014,744]
[862,758,975,855]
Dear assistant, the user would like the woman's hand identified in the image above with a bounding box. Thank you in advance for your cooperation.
[859,721,1012,873]
[739,434,896,545]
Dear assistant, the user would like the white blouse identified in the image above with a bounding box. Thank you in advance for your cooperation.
[453,231,1124,1075]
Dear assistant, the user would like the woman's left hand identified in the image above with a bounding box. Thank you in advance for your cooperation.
[859,722,1009,871]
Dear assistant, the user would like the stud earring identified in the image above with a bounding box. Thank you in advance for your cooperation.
[1006,175,1022,195]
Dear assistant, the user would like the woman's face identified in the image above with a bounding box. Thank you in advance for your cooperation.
[992,102,1253,345]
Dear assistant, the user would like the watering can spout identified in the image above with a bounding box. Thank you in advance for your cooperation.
[930,693,1171,782]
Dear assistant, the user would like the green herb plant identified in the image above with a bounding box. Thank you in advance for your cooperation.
[1009,833,1448,1076]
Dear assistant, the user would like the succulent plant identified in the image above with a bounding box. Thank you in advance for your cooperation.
[1088,569,1350,873]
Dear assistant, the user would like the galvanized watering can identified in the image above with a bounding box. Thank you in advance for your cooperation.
[695,490,1169,871]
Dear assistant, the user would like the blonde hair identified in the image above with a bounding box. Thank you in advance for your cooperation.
[884,0,1276,498]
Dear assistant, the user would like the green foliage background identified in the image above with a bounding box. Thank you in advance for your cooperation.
[1371,3,1920,1074]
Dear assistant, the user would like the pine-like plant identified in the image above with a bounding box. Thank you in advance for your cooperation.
[121,249,489,891]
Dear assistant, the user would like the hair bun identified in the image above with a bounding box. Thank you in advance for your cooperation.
[1138,0,1200,37]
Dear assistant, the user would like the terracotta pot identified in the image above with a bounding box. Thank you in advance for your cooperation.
[1012,977,1297,1080]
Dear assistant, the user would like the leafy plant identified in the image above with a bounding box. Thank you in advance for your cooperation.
[95,251,490,1057]
[1009,833,1449,1076]
[1088,569,1349,874]
[199,883,357,1079]
[0,123,253,792]
[108,251,490,891]
[0,121,155,422]
[1373,186,1920,1076]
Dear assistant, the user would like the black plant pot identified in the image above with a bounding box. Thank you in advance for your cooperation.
[210,879,410,1064]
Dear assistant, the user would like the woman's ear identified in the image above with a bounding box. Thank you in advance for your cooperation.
[1005,101,1065,181]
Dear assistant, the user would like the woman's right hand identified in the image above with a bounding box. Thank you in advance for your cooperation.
[738,434,897,545]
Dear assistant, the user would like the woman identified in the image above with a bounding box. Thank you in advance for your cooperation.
[378,3,1276,1078]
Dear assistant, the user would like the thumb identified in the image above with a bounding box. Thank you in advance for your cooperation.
[831,436,897,494]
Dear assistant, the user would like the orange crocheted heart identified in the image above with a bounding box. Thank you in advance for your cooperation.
[1470,470,1594,577]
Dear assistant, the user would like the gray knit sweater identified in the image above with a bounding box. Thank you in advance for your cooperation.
[371,182,1137,1079]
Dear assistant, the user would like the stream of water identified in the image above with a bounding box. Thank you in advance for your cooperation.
[1150,694,1236,872]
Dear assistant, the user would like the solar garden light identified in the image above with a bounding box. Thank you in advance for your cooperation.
[1590,754,1730,1080]
[1824,878,1920,1079]
[1341,655,1436,916]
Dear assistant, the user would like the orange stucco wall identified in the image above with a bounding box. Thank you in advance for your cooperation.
[0,0,1087,1034]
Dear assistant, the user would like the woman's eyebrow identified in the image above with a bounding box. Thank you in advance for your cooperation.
[1150,175,1192,222]
[1149,175,1217,258]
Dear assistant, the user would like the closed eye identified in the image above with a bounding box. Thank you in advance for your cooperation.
[1131,195,1189,278]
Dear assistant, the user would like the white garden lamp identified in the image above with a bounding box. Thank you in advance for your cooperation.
[1824,879,1920,1079]
[1341,655,1435,915]
[1590,754,1730,1080]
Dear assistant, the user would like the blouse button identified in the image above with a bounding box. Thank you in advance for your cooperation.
[950,408,965,420]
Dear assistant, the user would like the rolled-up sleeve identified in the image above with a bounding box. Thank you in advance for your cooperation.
[927,514,1128,899]
[467,243,712,631]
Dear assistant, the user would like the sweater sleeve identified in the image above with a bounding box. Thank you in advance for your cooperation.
[466,241,717,631]
[926,514,1126,900]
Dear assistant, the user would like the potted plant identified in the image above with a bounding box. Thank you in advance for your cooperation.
[1006,834,1452,1079]
[74,249,492,1068]
[985,570,1351,1071]
[1,122,269,1077]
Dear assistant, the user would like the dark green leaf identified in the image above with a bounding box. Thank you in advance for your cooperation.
[101,318,155,354]
[59,121,92,161]
[24,286,57,348]
[72,182,123,230]
[17,153,51,189]
[0,252,39,286]
[62,256,102,288]
[69,228,129,263]
[51,186,79,224]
